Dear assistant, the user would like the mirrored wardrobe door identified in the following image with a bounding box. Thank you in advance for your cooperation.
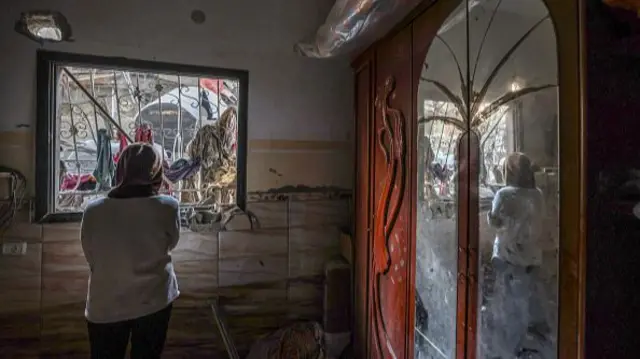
[413,0,470,357]
[467,0,560,358]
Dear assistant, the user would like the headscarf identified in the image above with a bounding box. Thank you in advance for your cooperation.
[503,152,536,189]
[108,142,163,198]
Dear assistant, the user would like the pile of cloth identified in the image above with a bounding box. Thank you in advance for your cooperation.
[181,107,238,205]
[60,173,97,191]
[58,106,238,211]
[115,124,201,186]
[246,322,327,359]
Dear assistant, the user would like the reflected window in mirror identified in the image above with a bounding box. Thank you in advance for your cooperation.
[35,51,248,223]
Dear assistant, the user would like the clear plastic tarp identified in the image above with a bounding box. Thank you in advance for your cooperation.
[294,0,485,58]
[295,0,423,58]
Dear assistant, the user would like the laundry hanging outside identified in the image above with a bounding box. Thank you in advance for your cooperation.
[56,66,240,216]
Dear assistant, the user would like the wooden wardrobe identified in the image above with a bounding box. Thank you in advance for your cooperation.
[352,0,585,358]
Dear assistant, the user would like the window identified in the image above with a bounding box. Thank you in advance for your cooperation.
[418,99,513,204]
[35,51,248,223]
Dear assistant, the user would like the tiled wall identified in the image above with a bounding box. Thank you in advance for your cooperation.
[0,196,351,358]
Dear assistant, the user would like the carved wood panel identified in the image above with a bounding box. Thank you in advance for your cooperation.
[353,1,583,358]
[370,27,413,359]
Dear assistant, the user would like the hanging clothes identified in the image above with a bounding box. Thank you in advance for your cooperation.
[200,90,214,120]
[115,126,160,164]
[93,129,115,190]
[181,107,239,204]
[165,158,201,183]
[135,123,154,143]
[60,173,97,191]
[219,107,238,157]
[114,131,129,164]
[185,107,238,169]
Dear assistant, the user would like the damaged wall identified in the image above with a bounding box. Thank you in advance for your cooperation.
[0,0,354,357]
[0,0,354,192]
[1,195,351,357]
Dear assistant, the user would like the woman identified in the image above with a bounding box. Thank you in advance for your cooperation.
[81,142,180,359]
[484,152,548,358]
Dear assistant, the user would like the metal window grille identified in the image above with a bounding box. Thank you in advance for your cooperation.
[56,66,240,214]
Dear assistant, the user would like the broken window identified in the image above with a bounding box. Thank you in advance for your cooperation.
[35,51,248,224]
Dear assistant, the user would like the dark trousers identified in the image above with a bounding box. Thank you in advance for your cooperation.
[87,304,172,359]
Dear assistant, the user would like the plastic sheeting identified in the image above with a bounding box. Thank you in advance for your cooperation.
[295,0,485,58]
[295,0,423,58]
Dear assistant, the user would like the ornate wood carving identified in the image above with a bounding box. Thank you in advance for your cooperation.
[371,76,407,359]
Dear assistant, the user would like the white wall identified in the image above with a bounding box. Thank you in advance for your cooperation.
[0,0,355,191]
[0,0,353,141]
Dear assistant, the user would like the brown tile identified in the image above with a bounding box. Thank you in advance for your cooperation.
[0,337,40,359]
[0,242,41,315]
[289,226,341,278]
[165,306,221,356]
[163,346,226,359]
[0,241,41,357]
[218,230,287,287]
[163,345,224,359]
[42,223,81,243]
[1,213,43,242]
[41,240,89,309]
[217,281,289,355]
[0,306,40,357]
[288,199,350,228]
[0,311,40,340]
[172,230,218,307]
[40,303,89,359]
[218,281,288,314]
[288,275,324,322]
[223,212,253,231]
[246,201,288,229]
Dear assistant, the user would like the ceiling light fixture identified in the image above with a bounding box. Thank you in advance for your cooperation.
[15,11,73,44]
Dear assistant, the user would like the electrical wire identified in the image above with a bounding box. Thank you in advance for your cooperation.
[0,166,27,234]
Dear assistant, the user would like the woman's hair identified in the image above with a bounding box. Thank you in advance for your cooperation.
[503,152,536,189]
[108,142,163,198]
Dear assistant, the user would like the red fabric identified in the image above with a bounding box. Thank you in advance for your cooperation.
[200,78,224,94]
[114,132,129,164]
[135,124,154,143]
[61,173,96,190]
[114,125,153,164]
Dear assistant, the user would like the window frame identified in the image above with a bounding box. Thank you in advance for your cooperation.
[35,50,249,223]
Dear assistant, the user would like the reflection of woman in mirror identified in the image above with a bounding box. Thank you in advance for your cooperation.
[485,152,547,358]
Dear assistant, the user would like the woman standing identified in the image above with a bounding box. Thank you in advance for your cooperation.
[484,152,549,358]
[81,142,180,359]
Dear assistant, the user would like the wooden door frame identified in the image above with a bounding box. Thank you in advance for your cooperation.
[353,0,585,357]
[353,50,376,359]
[410,3,469,359]
[409,0,586,357]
